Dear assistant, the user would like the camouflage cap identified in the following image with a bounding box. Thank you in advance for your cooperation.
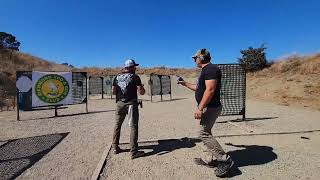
[192,48,211,61]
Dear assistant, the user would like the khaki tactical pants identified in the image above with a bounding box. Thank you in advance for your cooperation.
[112,100,139,153]
[199,106,229,161]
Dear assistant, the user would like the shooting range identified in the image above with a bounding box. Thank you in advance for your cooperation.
[148,74,172,102]
[149,64,246,120]
[88,75,115,99]
[16,71,88,120]
[147,64,246,119]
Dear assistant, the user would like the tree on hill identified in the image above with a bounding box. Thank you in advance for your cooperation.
[0,32,21,51]
[61,62,75,68]
[238,44,269,72]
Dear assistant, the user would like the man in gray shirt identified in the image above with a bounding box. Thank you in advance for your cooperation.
[111,59,146,159]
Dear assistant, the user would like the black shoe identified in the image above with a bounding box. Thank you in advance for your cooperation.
[214,159,234,178]
[131,151,145,159]
[194,158,218,168]
[111,146,122,154]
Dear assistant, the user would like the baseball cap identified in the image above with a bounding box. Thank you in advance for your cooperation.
[192,48,211,61]
[124,59,139,68]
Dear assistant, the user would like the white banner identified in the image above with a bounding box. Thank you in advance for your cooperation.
[32,71,73,107]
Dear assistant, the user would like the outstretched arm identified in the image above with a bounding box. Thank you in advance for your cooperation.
[178,81,197,91]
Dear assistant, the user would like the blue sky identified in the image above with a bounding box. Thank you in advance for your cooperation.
[1,0,320,68]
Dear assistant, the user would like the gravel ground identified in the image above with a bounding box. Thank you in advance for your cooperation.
[97,95,320,180]
[0,98,117,180]
[100,132,320,180]
[0,76,319,179]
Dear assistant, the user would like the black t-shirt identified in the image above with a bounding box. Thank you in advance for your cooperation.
[113,73,142,101]
[195,64,222,108]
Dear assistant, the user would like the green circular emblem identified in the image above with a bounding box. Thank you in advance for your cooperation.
[35,74,70,104]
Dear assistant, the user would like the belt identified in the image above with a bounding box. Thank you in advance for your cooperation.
[118,98,137,103]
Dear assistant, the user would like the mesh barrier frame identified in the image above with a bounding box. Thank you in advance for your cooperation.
[217,64,246,120]
[103,75,116,99]
[88,75,116,99]
[88,76,103,98]
[72,72,88,105]
[149,74,172,102]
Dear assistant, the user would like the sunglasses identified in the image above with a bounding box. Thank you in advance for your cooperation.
[193,57,198,62]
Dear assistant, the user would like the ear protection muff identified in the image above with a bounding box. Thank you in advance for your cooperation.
[199,56,205,61]
[199,48,207,62]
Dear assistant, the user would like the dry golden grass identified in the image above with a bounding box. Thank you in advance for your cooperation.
[1,49,319,111]
[0,49,70,82]
[247,53,320,110]
[0,50,198,89]
[251,54,320,76]
[0,50,199,108]
[0,50,71,108]
[82,66,200,77]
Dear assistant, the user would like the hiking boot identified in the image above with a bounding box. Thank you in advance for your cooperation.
[214,158,234,178]
[111,146,122,154]
[194,158,218,168]
[131,151,145,159]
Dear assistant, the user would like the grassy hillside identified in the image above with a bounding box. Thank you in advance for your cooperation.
[81,66,199,77]
[1,49,319,111]
[0,50,199,108]
[0,50,71,108]
[0,49,70,92]
[247,54,320,110]
[0,50,199,93]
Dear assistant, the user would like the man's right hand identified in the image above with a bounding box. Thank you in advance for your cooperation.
[138,84,145,95]
[177,81,186,86]
[178,81,197,91]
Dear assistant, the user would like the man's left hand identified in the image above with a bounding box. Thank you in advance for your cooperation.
[194,108,203,119]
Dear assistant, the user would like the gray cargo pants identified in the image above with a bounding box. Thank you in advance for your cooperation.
[199,105,229,161]
[112,100,139,153]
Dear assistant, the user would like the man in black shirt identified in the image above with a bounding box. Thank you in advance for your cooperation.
[178,49,234,177]
[111,59,146,159]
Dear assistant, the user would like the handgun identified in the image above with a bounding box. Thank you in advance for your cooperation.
[176,76,184,83]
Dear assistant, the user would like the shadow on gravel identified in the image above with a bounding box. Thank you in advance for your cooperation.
[22,110,115,121]
[0,133,69,180]
[217,117,278,123]
[118,139,277,178]
[149,98,188,103]
[139,137,201,156]
[226,143,277,167]
[47,110,116,119]
[136,138,246,178]
[220,143,278,178]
